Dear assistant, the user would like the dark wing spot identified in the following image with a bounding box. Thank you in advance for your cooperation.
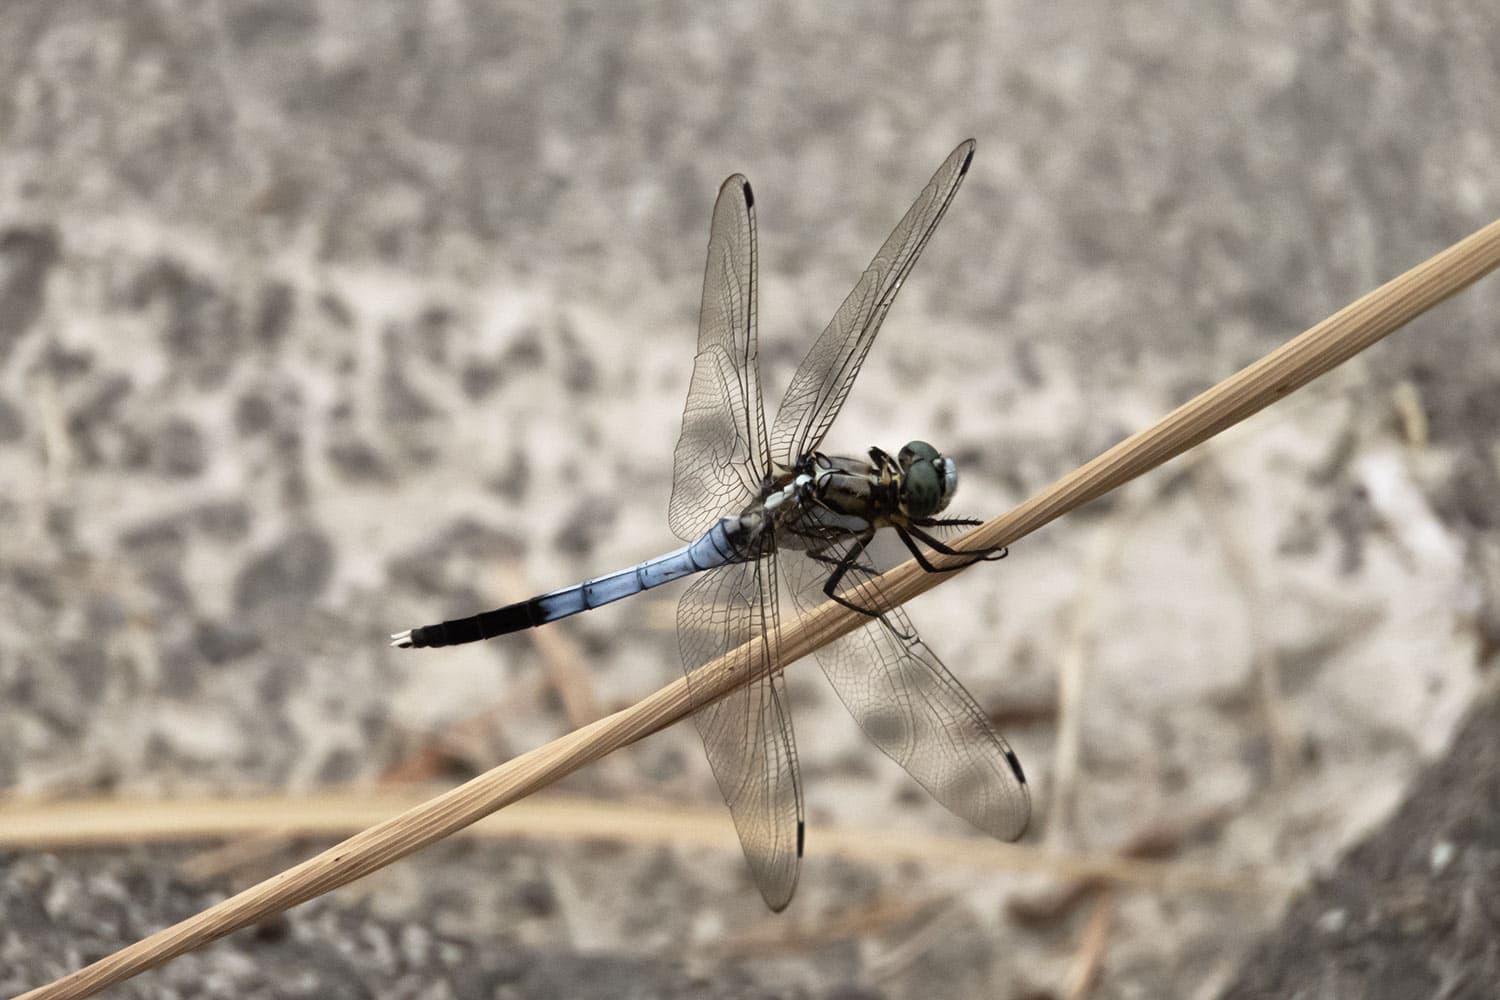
[1005,748,1027,784]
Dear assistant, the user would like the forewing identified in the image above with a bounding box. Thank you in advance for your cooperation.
[669,175,769,541]
[781,538,1030,841]
[678,547,804,911]
[769,140,975,466]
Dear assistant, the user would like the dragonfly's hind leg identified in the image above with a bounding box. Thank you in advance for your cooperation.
[808,545,880,617]
[906,519,1009,563]
[808,539,917,642]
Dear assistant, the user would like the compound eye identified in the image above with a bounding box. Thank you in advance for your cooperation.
[939,456,958,502]
[902,463,942,518]
[898,440,940,470]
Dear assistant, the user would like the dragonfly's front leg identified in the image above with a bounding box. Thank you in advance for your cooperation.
[895,526,972,573]
[907,518,1009,563]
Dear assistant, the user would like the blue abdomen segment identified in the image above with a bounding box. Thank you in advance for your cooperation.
[401,518,743,648]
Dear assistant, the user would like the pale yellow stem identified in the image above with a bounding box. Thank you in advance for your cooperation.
[18,215,1500,1000]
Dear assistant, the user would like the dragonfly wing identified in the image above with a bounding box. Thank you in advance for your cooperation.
[769,140,976,466]
[678,545,804,911]
[780,537,1030,841]
[669,174,769,541]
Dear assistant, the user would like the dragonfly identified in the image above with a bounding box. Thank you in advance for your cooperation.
[392,139,1030,911]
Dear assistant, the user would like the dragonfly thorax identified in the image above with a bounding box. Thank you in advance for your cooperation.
[758,443,960,536]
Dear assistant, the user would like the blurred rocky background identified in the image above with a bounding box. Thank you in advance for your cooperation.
[2,2,1498,998]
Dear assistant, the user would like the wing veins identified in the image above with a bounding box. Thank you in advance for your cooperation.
[771,140,975,465]
[669,175,769,540]
[779,536,1030,843]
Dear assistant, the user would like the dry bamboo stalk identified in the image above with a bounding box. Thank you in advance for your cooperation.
[0,794,1275,894]
[18,215,1500,1000]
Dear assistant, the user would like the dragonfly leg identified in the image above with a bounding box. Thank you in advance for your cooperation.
[906,521,1009,562]
[895,526,973,573]
[808,541,918,642]
[808,548,880,617]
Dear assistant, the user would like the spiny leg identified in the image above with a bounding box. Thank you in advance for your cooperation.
[906,521,1008,562]
[808,539,917,641]
[808,544,881,617]
[895,526,975,574]
[918,516,983,528]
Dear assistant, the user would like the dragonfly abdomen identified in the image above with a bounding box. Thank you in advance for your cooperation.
[392,516,750,648]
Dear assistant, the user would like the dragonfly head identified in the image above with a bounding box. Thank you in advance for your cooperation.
[897,441,958,518]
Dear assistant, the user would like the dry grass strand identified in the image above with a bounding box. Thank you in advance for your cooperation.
[17,215,1500,1000]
